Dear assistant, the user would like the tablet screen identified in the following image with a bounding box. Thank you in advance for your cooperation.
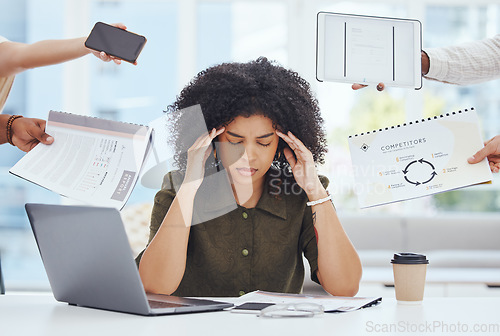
[316,12,422,89]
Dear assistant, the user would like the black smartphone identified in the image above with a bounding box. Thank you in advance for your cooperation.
[230,302,275,314]
[85,22,147,64]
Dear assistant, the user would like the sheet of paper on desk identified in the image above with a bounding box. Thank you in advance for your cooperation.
[10,110,152,210]
[348,108,492,208]
[236,291,381,312]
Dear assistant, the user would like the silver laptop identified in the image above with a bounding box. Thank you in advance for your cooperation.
[25,203,233,316]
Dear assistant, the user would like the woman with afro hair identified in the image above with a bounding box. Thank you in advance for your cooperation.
[137,57,361,297]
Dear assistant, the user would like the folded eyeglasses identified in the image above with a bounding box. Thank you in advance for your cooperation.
[258,302,324,318]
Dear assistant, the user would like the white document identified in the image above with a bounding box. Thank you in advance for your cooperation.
[316,12,422,89]
[348,108,492,208]
[10,111,152,209]
[234,290,381,313]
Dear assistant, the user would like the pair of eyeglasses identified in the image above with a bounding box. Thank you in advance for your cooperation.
[258,302,324,318]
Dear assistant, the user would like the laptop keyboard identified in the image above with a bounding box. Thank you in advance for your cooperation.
[148,300,188,309]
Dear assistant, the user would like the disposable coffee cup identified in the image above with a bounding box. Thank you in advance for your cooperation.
[391,253,429,304]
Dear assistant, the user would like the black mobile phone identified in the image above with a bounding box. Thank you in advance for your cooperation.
[231,302,275,314]
[85,22,147,64]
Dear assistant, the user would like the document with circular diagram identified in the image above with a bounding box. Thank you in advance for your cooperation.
[348,108,492,208]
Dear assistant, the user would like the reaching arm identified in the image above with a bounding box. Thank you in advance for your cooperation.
[138,128,225,295]
[138,186,196,295]
[353,34,500,90]
[0,23,128,77]
[0,38,90,77]
[424,34,500,85]
[308,190,362,297]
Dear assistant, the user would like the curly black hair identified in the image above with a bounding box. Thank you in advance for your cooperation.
[165,57,327,173]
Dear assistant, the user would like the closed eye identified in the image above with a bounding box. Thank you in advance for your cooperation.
[259,142,272,147]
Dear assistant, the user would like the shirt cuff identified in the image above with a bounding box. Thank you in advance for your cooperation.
[424,47,450,81]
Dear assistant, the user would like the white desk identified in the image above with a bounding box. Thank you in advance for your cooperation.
[1,293,499,336]
[361,267,500,285]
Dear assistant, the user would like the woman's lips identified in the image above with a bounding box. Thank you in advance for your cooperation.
[236,168,257,176]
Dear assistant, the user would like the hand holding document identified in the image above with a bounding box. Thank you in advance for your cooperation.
[10,111,152,209]
[348,108,492,208]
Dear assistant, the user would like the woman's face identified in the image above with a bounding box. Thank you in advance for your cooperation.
[217,114,279,187]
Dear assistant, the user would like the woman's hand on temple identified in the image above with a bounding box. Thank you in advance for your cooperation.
[276,130,324,197]
[183,127,225,190]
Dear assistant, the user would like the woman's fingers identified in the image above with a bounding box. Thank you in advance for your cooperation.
[282,147,296,167]
[184,128,225,188]
[188,127,225,164]
[276,130,312,161]
[276,130,294,148]
[191,127,224,150]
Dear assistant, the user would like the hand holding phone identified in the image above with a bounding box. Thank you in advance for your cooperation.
[85,22,147,64]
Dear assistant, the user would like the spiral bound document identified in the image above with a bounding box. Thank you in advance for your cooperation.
[10,110,153,209]
[348,108,492,208]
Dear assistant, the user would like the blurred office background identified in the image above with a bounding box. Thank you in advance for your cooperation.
[1,0,499,292]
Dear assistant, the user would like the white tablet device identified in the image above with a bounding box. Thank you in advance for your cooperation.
[316,12,422,89]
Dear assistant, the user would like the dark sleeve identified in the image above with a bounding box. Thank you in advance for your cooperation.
[135,172,179,267]
[301,175,330,284]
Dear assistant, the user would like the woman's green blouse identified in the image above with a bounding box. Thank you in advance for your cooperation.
[136,168,329,297]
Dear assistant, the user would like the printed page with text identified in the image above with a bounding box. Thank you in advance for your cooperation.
[10,111,152,209]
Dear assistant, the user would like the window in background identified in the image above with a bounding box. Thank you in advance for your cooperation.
[0,0,66,290]
[423,4,500,212]
[0,0,290,292]
[1,0,499,291]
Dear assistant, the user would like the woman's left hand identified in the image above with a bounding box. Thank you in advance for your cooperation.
[276,131,324,197]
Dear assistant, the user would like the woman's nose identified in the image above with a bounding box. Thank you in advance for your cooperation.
[243,145,258,162]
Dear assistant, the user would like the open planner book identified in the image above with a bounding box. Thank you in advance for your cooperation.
[10,110,153,209]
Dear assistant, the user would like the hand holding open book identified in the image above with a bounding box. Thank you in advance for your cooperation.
[10,111,153,209]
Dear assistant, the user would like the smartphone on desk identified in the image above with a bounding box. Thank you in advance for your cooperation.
[231,302,275,314]
[85,22,147,64]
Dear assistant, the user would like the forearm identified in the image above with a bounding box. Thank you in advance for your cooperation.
[139,186,197,295]
[0,114,9,144]
[307,189,362,296]
[0,37,89,77]
[423,34,500,85]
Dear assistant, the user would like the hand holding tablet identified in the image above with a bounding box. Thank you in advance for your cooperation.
[316,12,422,90]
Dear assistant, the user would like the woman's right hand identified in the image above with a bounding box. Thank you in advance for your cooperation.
[183,127,225,191]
